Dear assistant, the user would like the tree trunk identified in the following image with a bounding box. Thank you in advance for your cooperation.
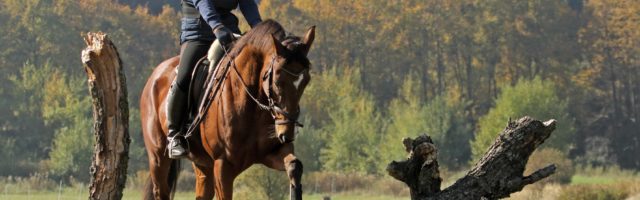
[81,32,130,200]
[387,116,557,200]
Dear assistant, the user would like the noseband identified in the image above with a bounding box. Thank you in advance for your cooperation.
[230,55,306,127]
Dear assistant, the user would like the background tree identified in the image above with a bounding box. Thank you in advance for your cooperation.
[318,68,383,174]
[0,0,178,179]
[381,75,473,170]
[0,0,638,189]
[472,77,575,161]
[574,0,640,169]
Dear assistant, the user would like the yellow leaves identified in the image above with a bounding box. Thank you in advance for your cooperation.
[572,66,603,88]
[445,84,464,106]
[579,0,639,86]
[473,26,488,43]
[442,34,452,44]
[514,16,533,37]
[483,10,499,24]
[471,57,482,69]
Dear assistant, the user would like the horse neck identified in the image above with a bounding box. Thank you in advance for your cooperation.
[222,47,270,118]
[209,47,283,155]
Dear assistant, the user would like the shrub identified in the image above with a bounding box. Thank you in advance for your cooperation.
[574,164,637,178]
[303,171,408,196]
[558,184,629,200]
[371,176,410,197]
[0,173,57,192]
[304,171,376,193]
[472,77,575,161]
[176,169,196,192]
[235,165,288,200]
[509,183,564,200]
[571,164,639,185]
[525,148,574,185]
[316,68,384,174]
[126,170,150,190]
[381,75,473,171]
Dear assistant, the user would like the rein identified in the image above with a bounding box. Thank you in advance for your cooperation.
[184,46,303,138]
[229,54,304,127]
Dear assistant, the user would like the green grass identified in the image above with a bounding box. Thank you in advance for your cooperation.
[571,165,640,185]
[304,193,408,200]
[0,188,191,200]
[571,175,624,185]
[10,172,640,200]
[0,188,408,200]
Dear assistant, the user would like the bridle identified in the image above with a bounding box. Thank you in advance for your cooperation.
[184,43,307,139]
[229,53,307,128]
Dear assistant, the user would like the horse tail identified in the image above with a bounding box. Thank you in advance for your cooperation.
[168,159,181,200]
[142,159,181,200]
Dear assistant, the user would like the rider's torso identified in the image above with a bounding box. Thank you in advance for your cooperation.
[180,0,241,44]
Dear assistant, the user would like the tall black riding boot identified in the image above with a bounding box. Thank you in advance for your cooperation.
[166,81,189,159]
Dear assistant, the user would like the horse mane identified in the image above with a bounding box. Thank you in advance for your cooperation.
[230,19,310,66]
[230,19,286,57]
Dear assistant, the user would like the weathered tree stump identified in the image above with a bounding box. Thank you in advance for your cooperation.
[388,116,557,200]
[81,32,130,200]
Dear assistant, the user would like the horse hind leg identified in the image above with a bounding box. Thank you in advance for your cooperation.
[145,153,173,200]
[143,123,179,200]
[193,163,215,200]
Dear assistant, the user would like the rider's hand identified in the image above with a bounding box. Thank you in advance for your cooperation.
[214,26,234,49]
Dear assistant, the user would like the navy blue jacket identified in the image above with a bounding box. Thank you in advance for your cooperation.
[181,0,262,43]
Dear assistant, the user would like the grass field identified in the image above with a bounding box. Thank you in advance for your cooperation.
[570,174,622,185]
[0,189,408,200]
[2,167,638,200]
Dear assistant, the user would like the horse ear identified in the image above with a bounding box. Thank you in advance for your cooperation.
[271,33,286,55]
[301,25,316,56]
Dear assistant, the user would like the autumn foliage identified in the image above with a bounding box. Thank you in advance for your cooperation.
[0,0,638,185]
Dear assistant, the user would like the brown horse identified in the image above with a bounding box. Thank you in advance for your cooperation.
[140,20,315,200]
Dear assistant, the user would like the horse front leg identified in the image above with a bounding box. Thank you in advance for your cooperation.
[285,154,303,200]
[262,144,303,200]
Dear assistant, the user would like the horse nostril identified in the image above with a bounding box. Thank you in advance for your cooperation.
[279,135,287,144]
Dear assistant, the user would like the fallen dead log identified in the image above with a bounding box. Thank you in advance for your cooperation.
[81,32,130,200]
[387,116,557,200]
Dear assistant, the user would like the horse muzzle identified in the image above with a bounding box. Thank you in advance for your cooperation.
[276,124,295,144]
[278,134,295,144]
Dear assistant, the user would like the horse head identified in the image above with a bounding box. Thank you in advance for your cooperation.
[262,26,315,143]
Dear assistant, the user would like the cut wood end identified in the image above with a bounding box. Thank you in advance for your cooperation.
[543,119,557,129]
[84,32,107,45]
[517,116,533,124]
[402,137,414,153]
[387,160,407,182]
[82,32,109,56]
[523,164,556,184]
[414,143,437,163]
[81,49,93,64]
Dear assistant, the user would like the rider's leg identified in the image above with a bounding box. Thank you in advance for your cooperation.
[167,40,211,159]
